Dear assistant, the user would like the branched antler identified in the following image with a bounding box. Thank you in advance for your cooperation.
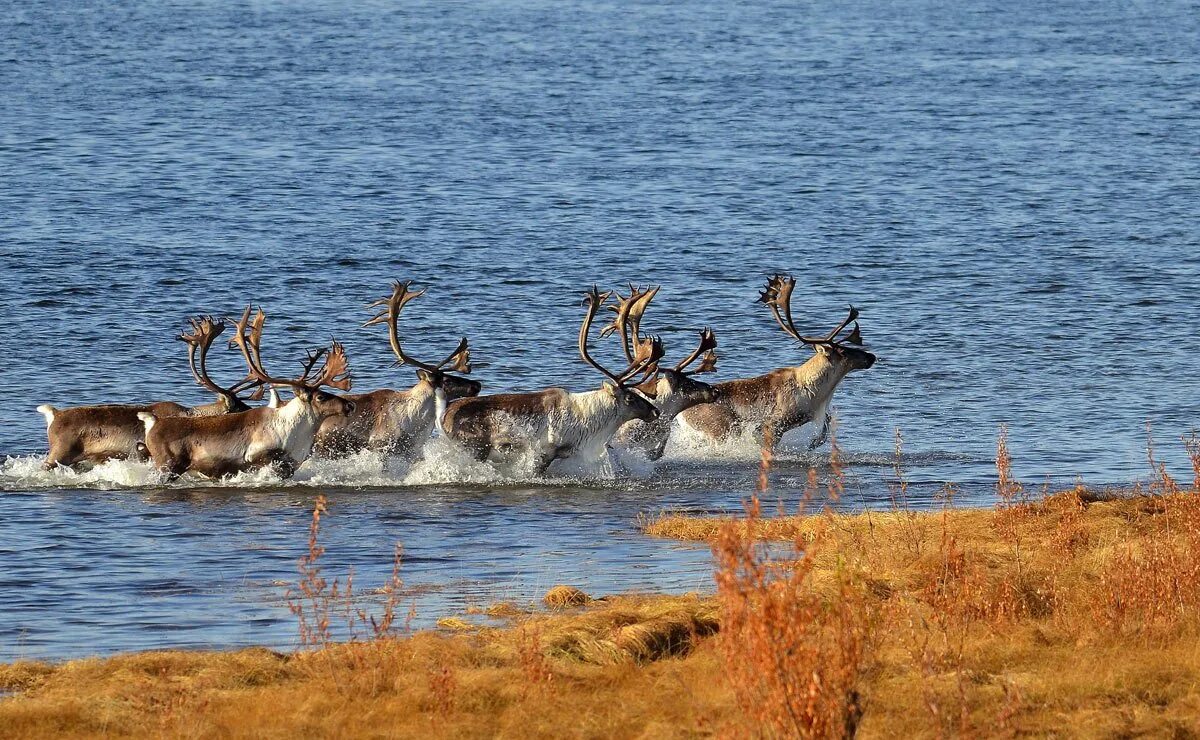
[364,280,472,375]
[758,274,864,347]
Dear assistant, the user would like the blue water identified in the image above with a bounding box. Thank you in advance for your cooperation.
[1,0,1198,660]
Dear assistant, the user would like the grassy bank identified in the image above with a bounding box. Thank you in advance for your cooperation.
[646,488,1200,737]
[0,593,731,739]
[4,432,1200,737]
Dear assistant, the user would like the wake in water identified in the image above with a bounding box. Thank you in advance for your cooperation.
[1,429,661,491]
[0,416,976,492]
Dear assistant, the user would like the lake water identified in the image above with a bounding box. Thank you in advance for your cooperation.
[1,0,1197,660]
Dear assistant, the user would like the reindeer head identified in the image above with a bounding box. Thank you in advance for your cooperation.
[364,280,482,400]
[605,287,721,414]
[758,275,876,371]
[659,327,721,405]
[229,307,356,419]
[580,286,661,423]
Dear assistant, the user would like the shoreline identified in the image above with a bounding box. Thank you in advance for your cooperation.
[5,483,1200,737]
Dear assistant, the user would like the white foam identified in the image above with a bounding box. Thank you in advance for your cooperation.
[4,417,821,490]
[402,437,507,485]
[0,455,165,490]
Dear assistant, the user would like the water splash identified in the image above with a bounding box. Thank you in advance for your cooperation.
[0,435,971,493]
[0,455,165,490]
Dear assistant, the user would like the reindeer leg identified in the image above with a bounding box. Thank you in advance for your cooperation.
[534,446,570,476]
[808,413,832,450]
[646,436,669,462]
[161,456,189,482]
[269,453,299,480]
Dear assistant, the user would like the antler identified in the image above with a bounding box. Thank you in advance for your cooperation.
[758,274,805,342]
[628,334,665,382]
[180,316,265,401]
[579,287,663,386]
[602,285,660,364]
[229,306,352,391]
[757,274,864,347]
[674,327,718,375]
[437,337,472,374]
[308,342,353,391]
[819,307,862,346]
[364,280,472,374]
[297,347,329,384]
[229,306,283,386]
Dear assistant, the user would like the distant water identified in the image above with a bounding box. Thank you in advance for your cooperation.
[1,0,1197,659]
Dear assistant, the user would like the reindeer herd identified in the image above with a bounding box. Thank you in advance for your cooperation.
[34,275,876,481]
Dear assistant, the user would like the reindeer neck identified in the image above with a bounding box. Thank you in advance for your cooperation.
[568,387,629,434]
[790,353,853,400]
[277,397,319,425]
[407,379,438,403]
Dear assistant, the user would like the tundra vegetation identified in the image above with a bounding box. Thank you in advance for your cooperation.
[4,428,1200,738]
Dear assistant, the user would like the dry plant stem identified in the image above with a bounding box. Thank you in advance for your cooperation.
[1183,431,1200,492]
[994,426,1025,580]
[1146,421,1180,495]
[285,495,407,653]
[714,424,870,738]
[287,494,331,648]
[891,427,925,557]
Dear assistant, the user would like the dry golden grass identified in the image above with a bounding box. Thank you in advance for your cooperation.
[0,593,734,740]
[644,426,1200,738]
[542,585,592,609]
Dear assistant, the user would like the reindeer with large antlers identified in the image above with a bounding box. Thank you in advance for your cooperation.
[312,280,481,459]
[36,317,264,471]
[440,287,661,474]
[679,274,875,447]
[138,307,355,479]
[605,285,721,461]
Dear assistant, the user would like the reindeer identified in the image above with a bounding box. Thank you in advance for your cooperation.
[138,307,354,480]
[440,287,661,474]
[679,274,875,448]
[312,281,481,459]
[605,285,721,461]
[36,317,263,471]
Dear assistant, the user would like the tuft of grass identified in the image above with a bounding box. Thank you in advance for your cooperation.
[484,601,526,618]
[539,593,718,665]
[542,585,591,609]
[435,617,477,631]
[713,424,873,738]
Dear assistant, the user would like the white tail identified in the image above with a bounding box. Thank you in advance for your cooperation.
[137,411,157,432]
[36,405,56,428]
